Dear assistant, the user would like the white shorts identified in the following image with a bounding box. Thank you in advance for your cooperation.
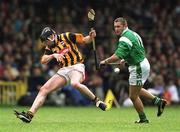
[128,58,150,86]
[57,63,85,83]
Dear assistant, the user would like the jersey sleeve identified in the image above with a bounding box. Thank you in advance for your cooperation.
[69,33,84,44]
[68,33,76,43]
[115,41,131,59]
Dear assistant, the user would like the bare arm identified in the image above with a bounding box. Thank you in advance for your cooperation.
[40,55,54,64]
[83,30,96,44]
[100,54,126,69]
[41,53,64,64]
[100,54,120,64]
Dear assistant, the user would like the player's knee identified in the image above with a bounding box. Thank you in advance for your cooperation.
[39,85,49,95]
[71,81,80,89]
[129,95,138,102]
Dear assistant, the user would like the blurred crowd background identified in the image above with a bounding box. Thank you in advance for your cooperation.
[0,0,180,106]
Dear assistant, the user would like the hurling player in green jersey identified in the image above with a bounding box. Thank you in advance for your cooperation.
[100,17,167,123]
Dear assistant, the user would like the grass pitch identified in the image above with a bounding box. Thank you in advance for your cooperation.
[1,106,180,132]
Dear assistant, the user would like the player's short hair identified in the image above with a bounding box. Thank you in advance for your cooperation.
[40,27,56,42]
[114,17,127,26]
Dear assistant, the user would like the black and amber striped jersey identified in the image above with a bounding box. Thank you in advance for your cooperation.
[44,32,85,68]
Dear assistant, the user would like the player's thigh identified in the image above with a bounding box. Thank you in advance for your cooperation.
[69,63,85,83]
[128,58,150,86]
[69,70,84,83]
[129,85,142,99]
[41,74,66,93]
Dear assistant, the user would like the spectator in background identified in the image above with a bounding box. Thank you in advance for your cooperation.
[18,64,46,106]
[166,80,179,104]
[28,64,46,94]
[148,75,165,96]
[87,72,104,100]
[177,78,180,103]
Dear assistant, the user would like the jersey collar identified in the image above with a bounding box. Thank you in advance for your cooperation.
[121,27,128,36]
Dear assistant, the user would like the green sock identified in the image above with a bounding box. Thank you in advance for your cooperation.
[152,97,161,105]
[139,112,147,121]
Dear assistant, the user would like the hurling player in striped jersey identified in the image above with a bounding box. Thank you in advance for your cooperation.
[14,27,107,123]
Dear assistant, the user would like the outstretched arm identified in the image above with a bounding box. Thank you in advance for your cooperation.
[41,54,64,64]
[83,29,96,44]
[100,54,120,65]
[99,54,126,69]
[41,55,54,64]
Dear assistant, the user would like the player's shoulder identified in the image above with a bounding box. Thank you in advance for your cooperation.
[120,29,139,41]
[59,32,76,38]
[123,29,135,36]
[119,29,134,46]
[119,36,133,47]
[59,32,69,35]
[61,32,80,36]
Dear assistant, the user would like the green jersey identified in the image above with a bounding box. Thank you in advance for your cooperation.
[115,28,146,66]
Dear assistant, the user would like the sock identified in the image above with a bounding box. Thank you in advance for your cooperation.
[27,111,34,119]
[139,112,147,121]
[92,96,99,103]
[152,97,161,106]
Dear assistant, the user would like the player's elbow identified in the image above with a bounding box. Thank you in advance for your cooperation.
[40,57,47,64]
[40,59,45,64]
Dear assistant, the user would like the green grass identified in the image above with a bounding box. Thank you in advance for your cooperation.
[1,106,180,132]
